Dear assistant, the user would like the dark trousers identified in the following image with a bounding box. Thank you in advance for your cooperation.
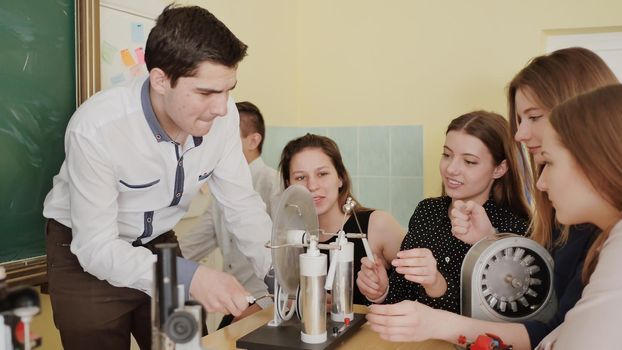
[46,219,182,350]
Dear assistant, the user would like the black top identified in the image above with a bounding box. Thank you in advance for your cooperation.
[324,209,377,306]
[384,196,529,313]
[522,224,598,348]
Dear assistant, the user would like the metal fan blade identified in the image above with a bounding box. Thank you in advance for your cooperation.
[527,265,540,275]
[529,278,542,286]
[488,296,498,308]
[513,248,525,261]
[521,254,535,266]
[504,247,514,259]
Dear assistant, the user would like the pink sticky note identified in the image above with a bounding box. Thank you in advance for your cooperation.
[135,47,145,64]
[120,49,136,67]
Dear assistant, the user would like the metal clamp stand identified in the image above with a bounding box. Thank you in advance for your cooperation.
[152,244,204,350]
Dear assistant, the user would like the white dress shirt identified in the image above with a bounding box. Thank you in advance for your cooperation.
[537,219,622,350]
[43,78,272,296]
[180,157,280,308]
[248,157,281,217]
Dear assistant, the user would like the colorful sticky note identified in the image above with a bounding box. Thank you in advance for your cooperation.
[135,47,145,65]
[110,73,126,86]
[101,40,117,64]
[120,49,136,67]
[131,23,145,43]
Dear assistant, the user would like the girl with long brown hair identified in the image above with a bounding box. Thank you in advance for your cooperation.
[357,111,529,313]
[535,84,622,349]
[366,48,619,350]
[279,133,405,305]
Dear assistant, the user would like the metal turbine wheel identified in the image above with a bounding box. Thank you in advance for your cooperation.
[461,233,556,322]
[270,184,319,296]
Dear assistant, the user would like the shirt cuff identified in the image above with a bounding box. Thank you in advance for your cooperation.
[176,257,199,301]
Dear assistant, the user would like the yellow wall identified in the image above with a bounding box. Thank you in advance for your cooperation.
[181,0,299,126]
[194,0,622,196]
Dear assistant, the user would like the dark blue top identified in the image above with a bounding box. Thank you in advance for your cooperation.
[522,224,599,348]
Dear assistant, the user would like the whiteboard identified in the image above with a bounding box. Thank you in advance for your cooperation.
[99,1,166,89]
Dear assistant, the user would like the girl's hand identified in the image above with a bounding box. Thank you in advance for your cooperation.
[356,254,389,302]
[367,300,441,342]
[450,200,496,245]
[393,248,447,297]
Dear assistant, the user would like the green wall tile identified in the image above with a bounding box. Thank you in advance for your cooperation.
[390,125,423,177]
[263,127,301,169]
[264,124,423,231]
[357,177,391,211]
[326,127,358,177]
[390,177,424,228]
[358,126,390,176]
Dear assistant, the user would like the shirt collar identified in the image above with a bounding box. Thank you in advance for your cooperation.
[140,78,203,147]
[141,78,170,143]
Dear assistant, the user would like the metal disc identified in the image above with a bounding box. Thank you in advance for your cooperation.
[271,185,319,295]
[462,233,555,322]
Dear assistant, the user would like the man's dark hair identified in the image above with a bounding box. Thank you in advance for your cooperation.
[236,101,265,153]
[145,5,248,87]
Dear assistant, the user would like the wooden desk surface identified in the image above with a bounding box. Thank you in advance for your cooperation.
[202,305,454,350]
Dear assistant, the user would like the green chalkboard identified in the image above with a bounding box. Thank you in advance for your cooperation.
[0,1,76,263]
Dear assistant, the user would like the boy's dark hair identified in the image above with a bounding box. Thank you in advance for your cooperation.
[145,5,248,87]
[236,101,266,153]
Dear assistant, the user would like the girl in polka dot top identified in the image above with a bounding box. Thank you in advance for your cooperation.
[357,111,530,313]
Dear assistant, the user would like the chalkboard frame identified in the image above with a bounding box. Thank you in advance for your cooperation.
[1,0,101,287]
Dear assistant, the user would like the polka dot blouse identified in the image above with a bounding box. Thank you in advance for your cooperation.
[384,196,529,313]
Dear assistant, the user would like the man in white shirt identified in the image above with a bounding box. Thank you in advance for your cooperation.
[180,101,280,327]
[43,6,271,350]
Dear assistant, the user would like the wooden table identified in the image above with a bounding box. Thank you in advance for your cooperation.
[202,305,454,350]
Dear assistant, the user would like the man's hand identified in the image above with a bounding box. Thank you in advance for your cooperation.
[356,254,389,302]
[450,200,496,245]
[189,265,251,316]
